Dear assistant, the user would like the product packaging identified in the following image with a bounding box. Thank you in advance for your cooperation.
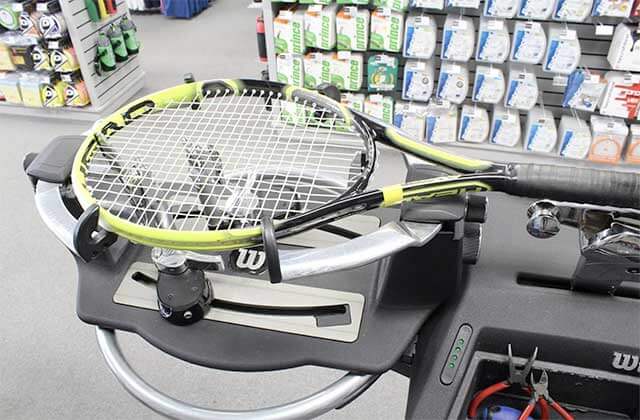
[490,105,521,146]
[476,17,510,64]
[303,52,331,89]
[19,72,64,107]
[330,51,363,91]
[365,94,395,124]
[410,0,445,9]
[341,92,365,112]
[394,102,428,141]
[274,7,306,54]
[505,67,539,110]
[50,46,80,73]
[607,23,640,72]
[517,0,554,19]
[562,69,606,112]
[524,107,558,153]
[403,14,437,59]
[369,8,404,52]
[0,2,20,30]
[484,0,518,18]
[552,0,593,21]
[473,65,505,104]
[591,0,633,17]
[0,71,21,103]
[441,15,475,62]
[425,99,458,143]
[336,6,369,51]
[558,115,592,159]
[402,59,435,101]
[436,62,469,104]
[372,0,410,11]
[599,72,640,119]
[276,53,305,87]
[0,34,15,71]
[368,53,398,91]
[543,26,581,75]
[31,45,51,71]
[588,115,628,163]
[446,0,481,8]
[304,4,338,50]
[458,105,490,143]
[626,124,640,163]
[511,21,547,64]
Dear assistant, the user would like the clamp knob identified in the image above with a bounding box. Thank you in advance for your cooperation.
[465,194,488,223]
[527,202,561,239]
[462,222,482,265]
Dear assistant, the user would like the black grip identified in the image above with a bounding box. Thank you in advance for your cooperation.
[505,164,640,209]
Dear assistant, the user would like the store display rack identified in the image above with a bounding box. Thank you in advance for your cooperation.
[0,0,144,120]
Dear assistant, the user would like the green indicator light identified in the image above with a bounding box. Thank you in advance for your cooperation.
[451,354,458,361]
[457,338,465,346]
[448,363,455,369]
[454,347,462,353]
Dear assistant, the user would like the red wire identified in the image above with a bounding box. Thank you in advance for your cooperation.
[467,381,510,418]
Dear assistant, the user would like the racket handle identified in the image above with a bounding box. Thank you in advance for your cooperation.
[505,164,640,209]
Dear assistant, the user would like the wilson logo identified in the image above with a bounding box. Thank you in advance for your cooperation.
[231,248,266,273]
[612,352,640,373]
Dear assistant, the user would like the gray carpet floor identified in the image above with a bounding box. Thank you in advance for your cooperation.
[0,1,408,419]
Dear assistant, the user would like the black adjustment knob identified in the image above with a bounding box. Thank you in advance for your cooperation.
[156,268,211,326]
[465,194,488,223]
[462,223,482,265]
[183,73,195,84]
[316,83,341,102]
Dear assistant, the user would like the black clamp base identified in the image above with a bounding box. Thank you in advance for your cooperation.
[73,204,118,262]
[157,267,211,326]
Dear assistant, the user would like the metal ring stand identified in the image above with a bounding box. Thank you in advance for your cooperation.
[96,327,376,420]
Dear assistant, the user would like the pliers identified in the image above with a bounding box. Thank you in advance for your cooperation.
[519,371,574,420]
[468,345,549,419]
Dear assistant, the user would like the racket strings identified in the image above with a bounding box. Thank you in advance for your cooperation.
[84,88,369,232]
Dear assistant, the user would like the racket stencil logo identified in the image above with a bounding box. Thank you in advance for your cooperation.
[231,248,267,274]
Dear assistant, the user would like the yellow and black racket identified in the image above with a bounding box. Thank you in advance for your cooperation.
[72,79,640,250]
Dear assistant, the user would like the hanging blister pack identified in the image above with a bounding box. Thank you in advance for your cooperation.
[588,115,628,163]
[304,4,338,50]
[473,65,505,104]
[402,59,435,101]
[276,53,304,87]
[441,15,475,62]
[274,7,306,54]
[425,99,458,143]
[368,53,398,91]
[365,94,395,124]
[394,102,428,141]
[505,67,539,110]
[303,52,331,89]
[403,15,437,59]
[626,124,640,163]
[490,104,521,146]
[525,106,558,153]
[562,69,606,111]
[599,72,640,119]
[458,105,490,142]
[484,0,518,18]
[341,92,366,112]
[607,23,640,72]
[370,8,404,52]
[558,115,592,159]
[336,6,370,51]
[511,21,547,64]
[436,62,469,104]
[543,26,581,75]
[591,0,633,17]
[517,0,554,19]
[552,0,593,21]
[476,18,510,63]
[330,51,364,91]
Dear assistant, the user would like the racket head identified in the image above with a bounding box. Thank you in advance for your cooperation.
[71,79,377,250]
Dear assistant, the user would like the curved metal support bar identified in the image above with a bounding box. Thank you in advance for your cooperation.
[278,222,441,281]
[96,327,376,420]
[34,181,79,256]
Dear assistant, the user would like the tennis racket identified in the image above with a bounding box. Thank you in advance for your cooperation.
[71,78,640,251]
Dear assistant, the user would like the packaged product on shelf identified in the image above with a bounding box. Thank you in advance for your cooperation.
[402,59,435,102]
[425,99,458,144]
[458,105,490,143]
[367,53,398,91]
[543,26,580,75]
[50,47,79,73]
[60,72,90,107]
[330,51,363,91]
[441,15,474,62]
[473,65,505,104]
[372,0,409,12]
[0,33,16,71]
[626,124,640,163]
[336,6,369,51]
[490,105,521,147]
[365,93,394,124]
[18,72,64,107]
[0,1,20,30]
[394,102,428,141]
[476,17,510,64]
[591,0,633,17]
[31,44,51,71]
[446,0,480,8]
[340,92,365,112]
[107,23,128,63]
[505,67,538,110]
[599,72,640,119]
[588,115,628,163]
[304,3,338,50]
[20,10,43,38]
[558,115,592,159]
[403,14,437,59]
[38,13,67,39]
[303,52,331,89]
[0,71,22,103]
[120,18,140,56]
[274,7,306,55]
[410,0,445,8]
[607,23,640,72]
[369,8,404,53]
[436,62,468,104]
[517,0,554,19]
[562,69,606,112]
[8,35,37,71]
[524,106,558,153]
[510,21,547,64]
[276,53,304,87]
[484,0,518,18]
[552,0,593,21]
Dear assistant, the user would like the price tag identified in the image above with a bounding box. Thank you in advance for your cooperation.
[553,75,568,86]
[413,61,426,70]
[48,40,59,49]
[448,64,461,74]
[595,24,614,36]
[344,6,356,15]
[36,3,48,12]
[279,10,293,19]
[560,29,577,40]
[452,18,467,29]
[337,50,351,60]
[309,5,322,13]
[11,3,23,12]
[378,7,391,17]
[61,73,72,82]
[487,19,504,30]
[370,94,384,103]
[587,73,601,83]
